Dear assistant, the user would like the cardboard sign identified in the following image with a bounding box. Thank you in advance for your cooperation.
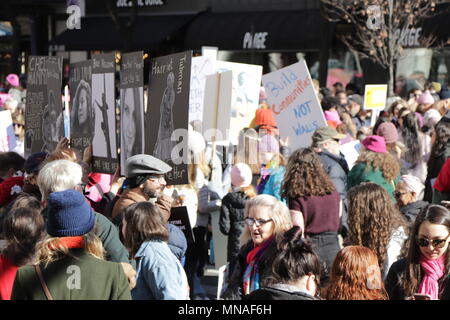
[189,56,214,122]
[363,84,388,110]
[120,51,145,175]
[169,206,194,243]
[216,61,262,145]
[262,60,327,150]
[145,51,192,185]
[25,56,63,156]
[70,59,94,155]
[92,53,118,174]
[202,71,233,144]
[0,110,16,152]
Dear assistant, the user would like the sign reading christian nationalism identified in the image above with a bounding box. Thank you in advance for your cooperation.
[120,51,145,175]
[92,53,119,174]
[145,51,192,185]
[69,59,94,156]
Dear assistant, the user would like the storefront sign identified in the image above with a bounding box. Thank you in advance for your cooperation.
[243,32,268,49]
[116,0,164,7]
[394,27,422,47]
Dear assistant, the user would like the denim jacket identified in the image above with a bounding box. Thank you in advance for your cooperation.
[131,240,189,300]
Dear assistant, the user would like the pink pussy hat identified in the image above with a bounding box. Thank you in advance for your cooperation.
[6,74,19,87]
[362,135,387,153]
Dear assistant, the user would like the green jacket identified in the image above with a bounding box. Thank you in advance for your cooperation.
[11,249,131,300]
[347,162,399,201]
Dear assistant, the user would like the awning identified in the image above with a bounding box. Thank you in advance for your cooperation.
[50,15,196,52]
[185,10,326,52]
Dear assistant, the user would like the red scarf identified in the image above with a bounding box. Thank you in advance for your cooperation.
[49,236,85,250]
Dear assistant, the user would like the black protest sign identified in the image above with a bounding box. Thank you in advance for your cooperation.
[120,51,145,175]
[145,51,192,185]
[25,56,63,156]
[69,60,93,155]
[92,53,118,174]
[169,206,194,243]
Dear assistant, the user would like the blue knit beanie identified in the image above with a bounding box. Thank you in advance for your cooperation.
[440,87,450,100]
[47,189,95,237]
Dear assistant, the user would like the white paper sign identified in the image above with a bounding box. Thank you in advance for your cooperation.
[262,60,327,150]
[189,56,214,122]
[216,61,262,145]
[0,110,17,152]
[202,71,233,144]
[339,140,361,170]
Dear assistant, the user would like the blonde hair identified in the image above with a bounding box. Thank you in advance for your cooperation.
[35,231,104,267]
[240,194,292,246]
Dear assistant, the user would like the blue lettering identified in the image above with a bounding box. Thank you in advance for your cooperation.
[293,100,313,119]
[266,69,298,98]
[292,121,320,136]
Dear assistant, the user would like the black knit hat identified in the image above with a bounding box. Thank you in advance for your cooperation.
[46,189,95,237]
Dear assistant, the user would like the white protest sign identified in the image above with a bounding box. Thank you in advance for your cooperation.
[216,61,262,145]
[262,60,327,150]
[202,70,232,144]
[189,56,214,122]
[0,110,17,152]
[339,140,361,170]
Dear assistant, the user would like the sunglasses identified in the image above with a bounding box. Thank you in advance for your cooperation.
[245,218,273,227]
[416,234,450,248]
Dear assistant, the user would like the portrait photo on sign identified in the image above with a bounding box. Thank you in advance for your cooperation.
[70,79,94,139]
[120,86,144,164]
[41,89,64,153]
[153,71,177,162]
[92,73,116,158]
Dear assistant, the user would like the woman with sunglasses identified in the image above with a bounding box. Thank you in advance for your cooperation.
[221,194,292,299]
[246,226,321,300]
[385,204,450,300]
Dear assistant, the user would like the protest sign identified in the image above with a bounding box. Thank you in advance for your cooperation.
[70,59,93,155]
[363,84,388,110]
[120,51,145,175]
[262,60,327,150]
[25,56,62,156]
[339,140,362,170]
[189,55,214,122]
[216,61,262,145]
[145,51,192,185]
[92,53,118,174]
[202,70,233,144]
[0,110,16,152]
[169,206,194,243]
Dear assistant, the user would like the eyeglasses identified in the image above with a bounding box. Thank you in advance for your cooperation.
[245,217,273,227]
[394,191,410,198]
[416,234,450,248]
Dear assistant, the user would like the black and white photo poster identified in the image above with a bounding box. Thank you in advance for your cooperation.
[120,51,145,175]
[92,53,118,174]
[70,60,93,155]
[145,51,192,185]
[25,56,62,156]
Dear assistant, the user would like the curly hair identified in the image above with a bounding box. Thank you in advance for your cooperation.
[355,150,400,182]
[281,148,335,199]
[325,246,388,300]
[427,122,450,170]
[347,183,408,275]
[399,205,450,298]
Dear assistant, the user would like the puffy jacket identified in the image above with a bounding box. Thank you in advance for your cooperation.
[167,223,187,262]
[399,200,429,223]
[219,191,248,263]
[262,166,286,202]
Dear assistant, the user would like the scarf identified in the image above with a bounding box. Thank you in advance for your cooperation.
[242,237,274,295]
[49,236,85,250]
[256,162,277,194]
[418,255,445,300]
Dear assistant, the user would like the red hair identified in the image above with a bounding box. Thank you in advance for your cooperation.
[325,246,389,300]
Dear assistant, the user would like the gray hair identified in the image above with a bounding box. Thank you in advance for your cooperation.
[37,159,83,200]
[240,194,292,246]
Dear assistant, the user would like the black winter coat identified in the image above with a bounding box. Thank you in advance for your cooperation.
[245,285,319,300]
[385,258,450,300]
[220,191,248,263]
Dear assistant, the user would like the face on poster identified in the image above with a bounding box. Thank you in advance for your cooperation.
[216,61,262,145]
[92,73,117,158]
[120,87,144,165]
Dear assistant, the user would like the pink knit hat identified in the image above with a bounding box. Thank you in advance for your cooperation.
[6,74,19,87]
[362,135,387,153]
[376,122,398,144]
[417,90,434,105]
[231,163,253,188]
[324,110,342,126]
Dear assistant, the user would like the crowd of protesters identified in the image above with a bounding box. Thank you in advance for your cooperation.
[1,73,450,301]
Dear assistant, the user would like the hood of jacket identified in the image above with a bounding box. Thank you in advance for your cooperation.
[400,200,429,223]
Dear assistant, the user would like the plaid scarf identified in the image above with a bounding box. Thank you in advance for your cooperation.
[242,237,274,295]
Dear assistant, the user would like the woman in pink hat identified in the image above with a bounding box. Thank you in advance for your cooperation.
[347,135,401,200]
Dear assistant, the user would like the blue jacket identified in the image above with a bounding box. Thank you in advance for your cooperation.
[131,240,189,300]
[167,223,187,262]
[262,166,286,202]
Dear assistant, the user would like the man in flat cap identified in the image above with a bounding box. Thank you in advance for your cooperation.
[111,154,172,222]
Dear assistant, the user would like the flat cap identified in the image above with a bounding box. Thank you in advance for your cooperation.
[125,154,172,178]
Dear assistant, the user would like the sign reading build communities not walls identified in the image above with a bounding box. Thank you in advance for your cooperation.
[262,60,326,150]
[145,51,192,185]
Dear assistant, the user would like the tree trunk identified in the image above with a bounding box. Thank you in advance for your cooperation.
[389,62,395,97]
